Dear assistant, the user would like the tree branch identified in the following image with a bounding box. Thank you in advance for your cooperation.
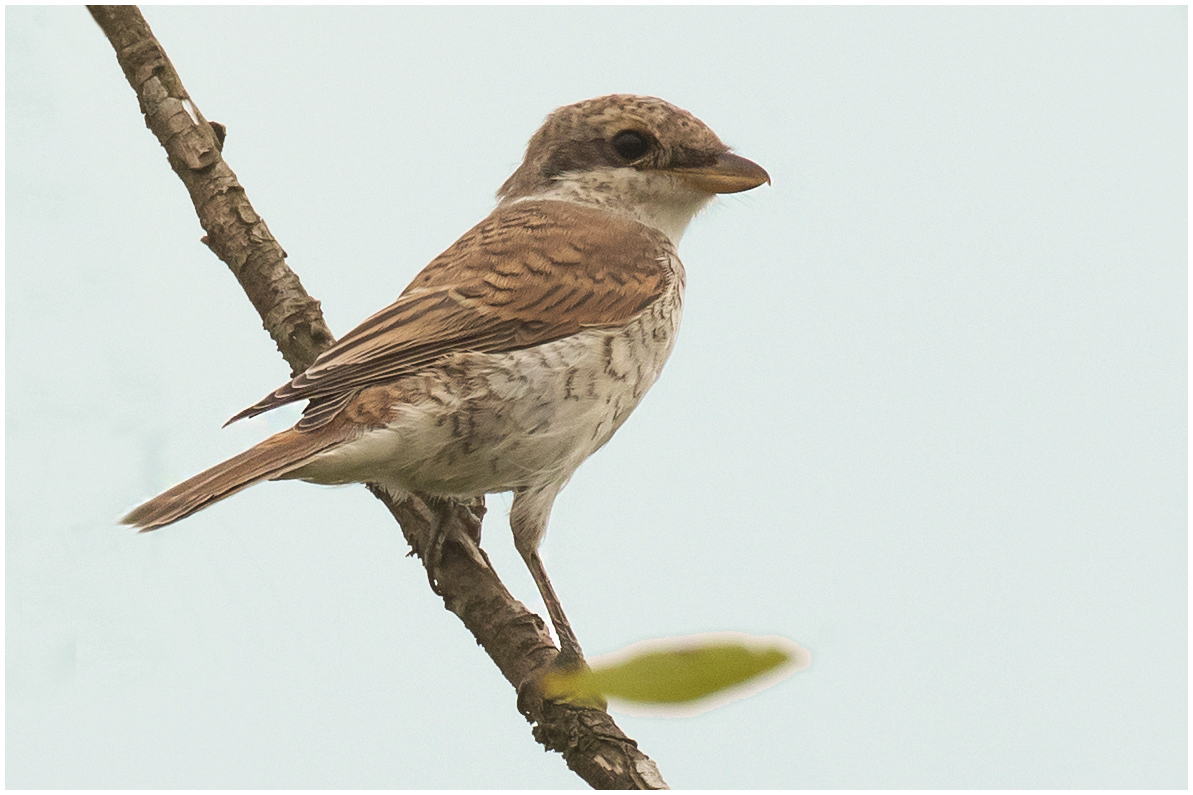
[88,6,666,789]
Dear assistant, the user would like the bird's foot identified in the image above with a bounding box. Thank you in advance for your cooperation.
[422,497,489,597]
[517,647,607,718]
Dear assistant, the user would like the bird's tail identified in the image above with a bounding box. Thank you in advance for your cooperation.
[122,423,356,531]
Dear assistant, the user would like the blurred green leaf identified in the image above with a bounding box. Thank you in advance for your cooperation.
[543,634,805,710]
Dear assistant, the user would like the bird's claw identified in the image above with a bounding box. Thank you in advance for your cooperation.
[517,650,607,718]
[422,499,490,596]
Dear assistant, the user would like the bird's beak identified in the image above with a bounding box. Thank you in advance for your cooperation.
[668,152,771,194]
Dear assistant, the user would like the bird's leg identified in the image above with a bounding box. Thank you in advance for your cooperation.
[420,500,451,596]
[524,548,585,665]
[421,495,488,597]
[509,486,607,713]
[515,546,611,717]
[509,486,587,664]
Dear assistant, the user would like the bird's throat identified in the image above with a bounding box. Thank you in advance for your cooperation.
[505,168,713,245]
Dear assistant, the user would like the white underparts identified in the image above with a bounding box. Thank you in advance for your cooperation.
[289,278,685,508]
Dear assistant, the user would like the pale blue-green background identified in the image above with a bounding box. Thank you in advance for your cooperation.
[6,5,1186,789]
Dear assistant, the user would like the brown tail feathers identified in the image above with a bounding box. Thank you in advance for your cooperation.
[122,423,356,531]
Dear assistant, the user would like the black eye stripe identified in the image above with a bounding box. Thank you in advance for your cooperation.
[611,130,653,162]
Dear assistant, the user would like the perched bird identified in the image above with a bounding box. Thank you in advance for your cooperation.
[123,94,770,661]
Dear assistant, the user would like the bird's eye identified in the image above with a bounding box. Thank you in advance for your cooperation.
[611,130,652,161]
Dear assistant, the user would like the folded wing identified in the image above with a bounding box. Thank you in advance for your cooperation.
[227,200,674,429]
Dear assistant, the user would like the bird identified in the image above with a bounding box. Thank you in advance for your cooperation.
[122,94,770,663]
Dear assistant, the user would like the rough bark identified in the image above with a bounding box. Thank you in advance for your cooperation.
[88,5,666,789]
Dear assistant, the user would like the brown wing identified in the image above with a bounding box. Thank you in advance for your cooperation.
[227,200,674,429]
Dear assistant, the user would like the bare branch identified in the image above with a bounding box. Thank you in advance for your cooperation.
[88,6,666,789]
[87,5,331,375]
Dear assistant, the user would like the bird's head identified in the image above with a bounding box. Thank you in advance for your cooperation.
[498,94,770,243]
